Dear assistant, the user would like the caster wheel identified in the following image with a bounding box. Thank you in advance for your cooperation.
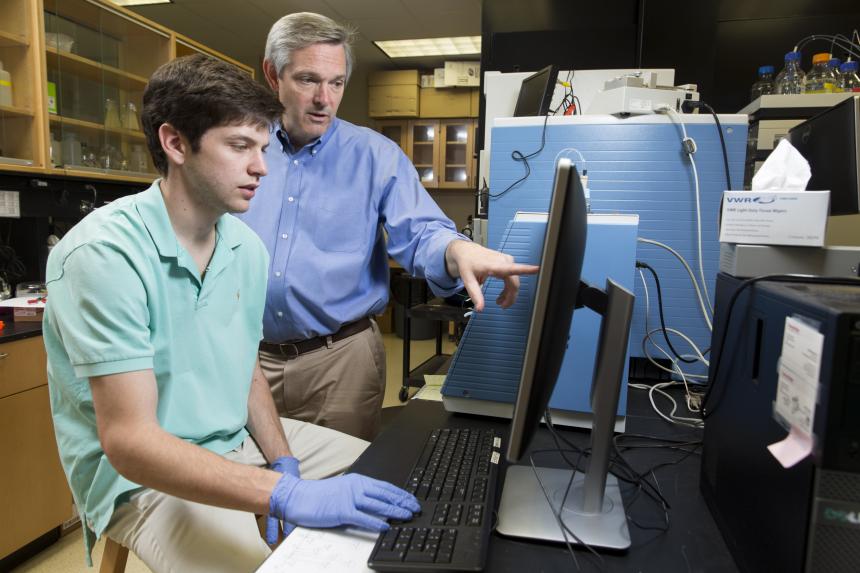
[398,387,409,402]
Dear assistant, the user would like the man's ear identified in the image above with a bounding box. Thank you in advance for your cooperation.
[262,59,280,92]
[158,123,187,168]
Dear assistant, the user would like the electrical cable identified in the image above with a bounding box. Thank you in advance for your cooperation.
[702,274,860,418]
[683,100,732,193]
[637,237,713,331]
[655,105,715,316]
[636,261,696,364]
[488,111,551,199]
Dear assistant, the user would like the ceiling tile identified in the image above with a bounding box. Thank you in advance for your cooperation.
[322,0,411,21]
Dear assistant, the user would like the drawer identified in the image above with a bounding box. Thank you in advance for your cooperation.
[0,336,48,399]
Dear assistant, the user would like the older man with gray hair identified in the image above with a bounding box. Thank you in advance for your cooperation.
[238,12,538,441]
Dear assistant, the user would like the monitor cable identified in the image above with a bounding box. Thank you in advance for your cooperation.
[488,111,551,199]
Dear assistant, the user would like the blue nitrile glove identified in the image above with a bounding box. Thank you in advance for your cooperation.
[266,456,301,544]
[268,472,421,532]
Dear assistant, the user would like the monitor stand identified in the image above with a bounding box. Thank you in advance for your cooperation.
[497,279,635,550]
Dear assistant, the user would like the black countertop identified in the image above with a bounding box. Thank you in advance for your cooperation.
[0,318,43,343]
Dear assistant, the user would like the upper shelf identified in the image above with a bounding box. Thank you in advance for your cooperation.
[0,29,29,47]
[0,104,35,119]
[45,46,149,90]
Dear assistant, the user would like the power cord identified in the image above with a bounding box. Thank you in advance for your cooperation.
[681,99,732,192]
[488,111,551,199]
[653,105,714,316]
[636,261,696,364]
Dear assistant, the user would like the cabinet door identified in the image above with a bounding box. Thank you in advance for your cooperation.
[438,119,474,189]
[408,120,440,188]
[43,0,171,181]
[0,385,72,558]
[0,0,47,172]
[376,119,409,159]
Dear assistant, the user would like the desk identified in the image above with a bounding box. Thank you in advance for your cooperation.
[348,391,738,572]
[262,389,739,572]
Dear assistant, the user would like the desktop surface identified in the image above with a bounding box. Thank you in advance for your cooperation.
[351,393,738,572]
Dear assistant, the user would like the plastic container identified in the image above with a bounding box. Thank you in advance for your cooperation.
[841,61,860,93]
[129,144,148,173]
[774,51,806,95]
[750,65,775,102]
[0,60,13,107]
[50,132,62,166]
[61,132,82,166]
[805,52,837,93]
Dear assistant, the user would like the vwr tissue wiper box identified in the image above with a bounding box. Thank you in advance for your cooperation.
[718,190,830,247]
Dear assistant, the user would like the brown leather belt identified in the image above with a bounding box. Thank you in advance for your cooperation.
[259,317,372,360]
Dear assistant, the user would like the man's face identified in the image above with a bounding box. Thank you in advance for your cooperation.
[183,123,269,215]
[266,43,347,149]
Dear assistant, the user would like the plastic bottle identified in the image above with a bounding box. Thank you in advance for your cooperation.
[774,51,806,94]
[0,59,12,107]
[805,52,836,93]
[840,61,860,92]
[750,65,775,102]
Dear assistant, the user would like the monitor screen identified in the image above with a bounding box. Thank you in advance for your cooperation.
[788,95,860,215]
[497,158,634,549]
[513,65,559,117]
[506,157,587,462]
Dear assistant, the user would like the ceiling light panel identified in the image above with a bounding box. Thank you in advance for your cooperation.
[375,36,481,58]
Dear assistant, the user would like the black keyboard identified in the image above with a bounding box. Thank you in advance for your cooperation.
[368,427,501,571]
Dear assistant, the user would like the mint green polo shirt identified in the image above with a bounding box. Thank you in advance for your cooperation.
[43,181,269,563]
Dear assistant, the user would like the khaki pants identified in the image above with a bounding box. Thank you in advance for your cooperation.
[259,319,386,441]
[105,418,368,573]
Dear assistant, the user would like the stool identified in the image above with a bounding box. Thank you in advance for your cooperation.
[100,538,129,573]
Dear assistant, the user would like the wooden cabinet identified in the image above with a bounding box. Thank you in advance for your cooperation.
[0,0,48,173]
[0,335,73,559]
[376,118,476,190]
[43,0,171,182]
[0,0,255,184]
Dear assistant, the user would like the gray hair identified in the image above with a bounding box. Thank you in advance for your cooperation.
[265,12,356,82]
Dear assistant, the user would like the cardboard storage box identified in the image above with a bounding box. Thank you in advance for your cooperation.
[470,89,480,117]
[444,61,480,87]
[368,70,420,118]
[419,87,471,118]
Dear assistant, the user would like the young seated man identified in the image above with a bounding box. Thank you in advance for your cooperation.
[43,54,419,573]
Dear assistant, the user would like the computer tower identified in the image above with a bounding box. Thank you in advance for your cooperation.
[701,273,860,573]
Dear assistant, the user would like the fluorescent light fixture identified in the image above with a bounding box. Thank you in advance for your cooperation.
[375,36,481,58]
[112,0,172,6]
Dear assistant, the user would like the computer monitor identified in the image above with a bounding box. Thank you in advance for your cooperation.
[496,158,636,549]
[513,65,559,117]
[788,95,860,215]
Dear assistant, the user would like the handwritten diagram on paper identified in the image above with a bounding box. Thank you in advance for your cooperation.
[256,527,376,573]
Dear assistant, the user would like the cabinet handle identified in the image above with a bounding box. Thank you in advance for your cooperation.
[0,353,7,359]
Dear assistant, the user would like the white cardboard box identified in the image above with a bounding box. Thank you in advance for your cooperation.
[434,68,445,87]
[444,61,480,87]
[719,190,830,247]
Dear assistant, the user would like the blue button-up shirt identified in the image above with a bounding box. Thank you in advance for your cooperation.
[237,118,467,342]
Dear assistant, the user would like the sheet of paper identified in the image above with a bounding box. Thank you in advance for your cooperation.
[0,296,46,308]
[773,316,824,436]
[767,426,814,468]
[413,374,446,401]
[256,527,376,573]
